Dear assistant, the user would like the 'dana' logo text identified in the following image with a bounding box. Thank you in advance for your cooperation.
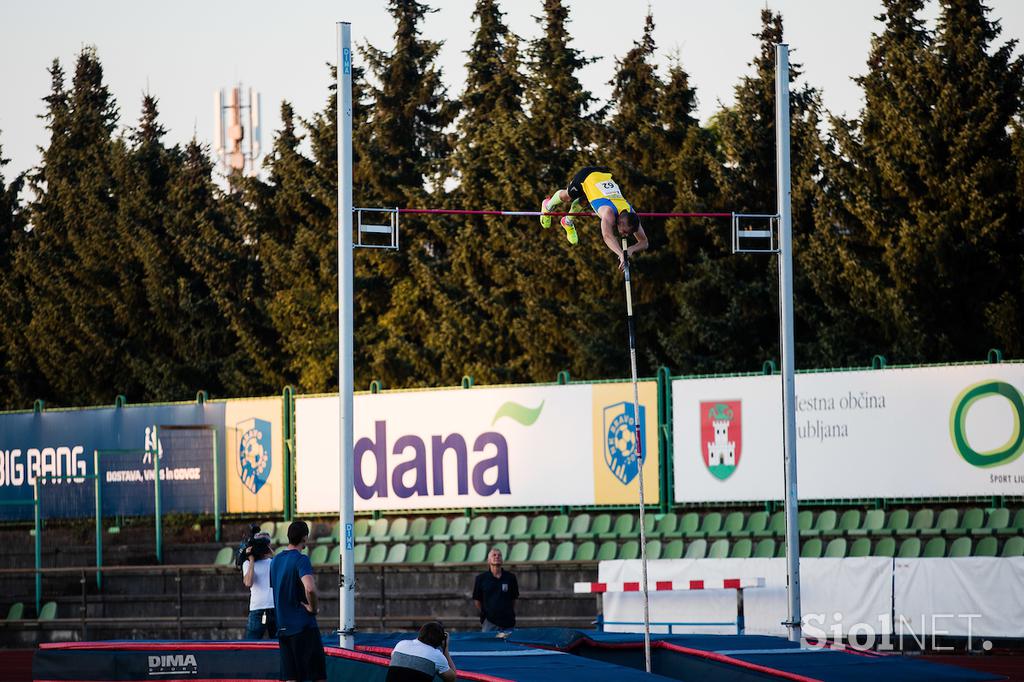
[950,381,1024,468]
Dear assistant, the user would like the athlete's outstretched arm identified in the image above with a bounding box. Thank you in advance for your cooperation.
[626,224,649,256]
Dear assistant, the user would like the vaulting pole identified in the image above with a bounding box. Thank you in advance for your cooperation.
[337,21,356,651]
[622,240,651,673]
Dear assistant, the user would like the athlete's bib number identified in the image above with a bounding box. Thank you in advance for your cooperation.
[596,180,623,198]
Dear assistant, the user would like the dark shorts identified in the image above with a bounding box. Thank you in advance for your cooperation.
[278,626,326,681]
[567,166,611,202]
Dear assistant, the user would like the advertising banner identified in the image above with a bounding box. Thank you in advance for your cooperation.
[296,381,660,513]
[673,363,1024,502]
[224,397,285,515]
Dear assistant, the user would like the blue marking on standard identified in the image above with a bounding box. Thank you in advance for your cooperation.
[342,48,351,74]
[345,523,354,550]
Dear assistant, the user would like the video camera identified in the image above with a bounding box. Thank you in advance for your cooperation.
[235,524,273,569]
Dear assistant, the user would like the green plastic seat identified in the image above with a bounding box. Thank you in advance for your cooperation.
[6,603,24,620]
[486,516,509,541]
[898,537,921,558]
[529,540,551,562]
[738,511,768,537]
[446,543,468,563]
[418,517,448,541]
[590,513,613,539]
[526,515,551,540]
[360,518,389,544]
[807,510,836,537]
[698,512,723,537]
[874,537,896,557]
[491,542,509,558]
[214,546,234,566]
[38,601,57,621]
[974,508,1009,536]
[753,538,775,558]
[801,538,823,558]
[643,512,657,535]
[645,539,662,560]
[553,541,574,561]
[909,509,936,535]
[1002,536,1024,557]
[385,517,410,542]
[426,543,447,563]
[849,509,885,536]
[974,537,998,557]
[824,538,847,558]
[618,540,640,560]
[366,543,387,563]
[826,510,861,537]
[465,517,490,541]
[316,522,340,545]
[309,545,329,565]
[997,509,1024,536]
[384,543,406,563]
[761,511,785,538]
[260,521,276,535]
[653,512,679,539]
[849,538,871,557]
[575,541,596,561]
[352,518,371,542]
[606,513,635,539]
[730,538,752,558]
[507,541,530,563]
[544,514,571,540]
[274,521,291,545]
[560,514,591,540]
[798,510,814,533]
[684,539,707,559]
[663,539,685,559]
[922,537,946,558]
[405,517,428,542]
[596,541,618,561]
[883,509,910,536]
[775,541,788,558]
[354,544,368,563]
[327,545,341,565]
[712,512,744,538]
[920,508,958,536]
[405,543,427,563]
[707,539,729,558]
[947,537,971,558]
[949,508,984,537]
[467,542,488,563]
[679,512,701,537]
[502,515,529,541]
[437,517,469,542]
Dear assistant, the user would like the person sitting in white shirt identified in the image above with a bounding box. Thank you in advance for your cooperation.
[385,621,457,682]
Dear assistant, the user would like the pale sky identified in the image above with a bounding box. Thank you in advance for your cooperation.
[1,1,1022,180]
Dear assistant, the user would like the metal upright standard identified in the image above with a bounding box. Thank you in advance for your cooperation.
[337,21,357,650]
[621,240,652,673]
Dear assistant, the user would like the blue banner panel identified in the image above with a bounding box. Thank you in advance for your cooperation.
[0,403,226,520]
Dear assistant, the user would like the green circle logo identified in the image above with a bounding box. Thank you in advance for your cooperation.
[950,381,1024,468]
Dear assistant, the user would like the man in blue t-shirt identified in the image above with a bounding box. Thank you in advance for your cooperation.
[270,521,325,682]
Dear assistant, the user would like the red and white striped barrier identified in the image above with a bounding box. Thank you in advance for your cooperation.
[574,577,766,594]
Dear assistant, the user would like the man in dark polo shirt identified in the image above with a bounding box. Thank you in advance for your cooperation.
[270,520,326,682]
[472,547,519,631]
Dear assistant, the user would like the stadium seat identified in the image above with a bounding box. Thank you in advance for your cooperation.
[526,515,551,540]
[684,539,707,559]
[426,543,447,563]
[761,511,785,538]
[798,510,814,533]
[549,515,574,540]
[948,508,984,536]
[882,509,910,536]
[909,509,935,535]
[362,518,389,544]
[385,543,407,563]
[753,539,775,558]
[259,521,275,535]
[575,541,596,561]
[699,512,723,537]
[491,542,509,558]
[606,513,635,539]
[806,510,837,537]
[1001,536,1024,557]
[354,544,368,563]
[920,508,958,536]
[405,543,427,564]
[801,538,823,558]
[973,537,997,557]
[213,546,234,566]
[309,545,329,565]
[827,510,861,537]
[707,539,728,558]
[663,539,685,559]
[646,539,662,560]
[712,512,744,538]
[530,541,551,562]
[590,513,613,539]
[487,516,510,541]
[730,538,753,559]
[366,544,387,563]
[775,541,788,558]
[561,514,592,540]
[849,538,871,558]
[507,541,529,563]
[596,541,618,561]
[874,537,896,557]
[418,516,448,542]
[327,546,341,565]
[679,512,701,538]
[849,509,884,536]
[437,517,469,542]
[446,543,468,563]
[553,541,574,561]
[973,508,1009,536]
[37,601,57,621]
[316,522,340,545]
[652,512,678,539]
[897,537,921,558]
[499,515,528,541]
[353,518,371,543]
[947,537,971,558]
[922,537,946,558]
[274,521,292,545]
[824,538,847,558]
[619,540,640,560]
[467,542,488,563]
[6,603,24,621]
[738,511,768,538]
[465,517,490,541]
[405,517,428,542]
[997,509,1024,536]
[385,517,411,542]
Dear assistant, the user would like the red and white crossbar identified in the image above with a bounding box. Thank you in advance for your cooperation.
[574,577,766,594]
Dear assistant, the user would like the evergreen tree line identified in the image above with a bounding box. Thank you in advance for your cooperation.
[0,0,1021,410]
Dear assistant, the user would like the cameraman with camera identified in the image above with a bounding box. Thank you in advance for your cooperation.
[385,621,457,682]
[238,524,275,639]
